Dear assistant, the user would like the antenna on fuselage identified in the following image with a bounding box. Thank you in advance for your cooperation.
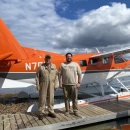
[95,47,100,53]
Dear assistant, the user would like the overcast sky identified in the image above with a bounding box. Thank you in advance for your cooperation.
[1,0,130,54]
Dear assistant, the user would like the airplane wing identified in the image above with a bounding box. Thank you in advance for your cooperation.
[91,47,130,58]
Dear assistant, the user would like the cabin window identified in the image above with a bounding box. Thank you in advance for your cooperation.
[90,59,98,65]
[80,60,87,66]
[114,55,124,63]
[102,58,109,64]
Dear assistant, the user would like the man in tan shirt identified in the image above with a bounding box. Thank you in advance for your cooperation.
[35,54,58,120]
[58,53,81,116]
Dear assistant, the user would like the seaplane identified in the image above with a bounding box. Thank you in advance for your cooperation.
[1,18,130,109]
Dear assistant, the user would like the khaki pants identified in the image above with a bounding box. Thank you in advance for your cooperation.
[63,85,78,113]
[38,81,54,115]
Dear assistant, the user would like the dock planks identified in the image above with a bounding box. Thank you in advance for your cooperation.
[1,100,130,130]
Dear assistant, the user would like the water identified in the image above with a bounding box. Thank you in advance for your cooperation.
[67,117,130,130]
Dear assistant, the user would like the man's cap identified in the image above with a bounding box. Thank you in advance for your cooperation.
[45,54,51,58]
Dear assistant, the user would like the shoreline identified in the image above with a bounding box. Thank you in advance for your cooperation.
[0,96,37,114]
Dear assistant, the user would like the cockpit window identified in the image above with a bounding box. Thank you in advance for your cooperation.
[102,58,109,64]
[114,55,124,63]
[90,59,98,65]
[80,60,87,66]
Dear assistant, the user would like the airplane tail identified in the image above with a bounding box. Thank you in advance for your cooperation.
[0,18,28,61]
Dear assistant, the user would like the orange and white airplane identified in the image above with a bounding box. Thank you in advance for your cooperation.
[1,18,130,103]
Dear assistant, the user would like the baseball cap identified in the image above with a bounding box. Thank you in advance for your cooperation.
[45,54,51,58]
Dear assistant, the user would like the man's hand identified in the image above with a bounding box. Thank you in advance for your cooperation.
[36,85,40,91]
[59,84,63,89]
[54,88,57,91]
[76,83,80,89]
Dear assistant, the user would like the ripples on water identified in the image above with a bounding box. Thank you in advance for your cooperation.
[67,117,130,130]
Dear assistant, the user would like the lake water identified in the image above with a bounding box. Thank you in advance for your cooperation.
[67,117,130,130]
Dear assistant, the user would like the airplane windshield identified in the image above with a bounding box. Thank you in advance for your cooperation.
[114,55,124,63]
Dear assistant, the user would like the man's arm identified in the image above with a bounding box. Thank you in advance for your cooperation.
[78,74,81,84]
[76,64,82,88]
[54,70,58,90]
[35,66,40,91]
[58,73,63,89]
[58,64,63,89]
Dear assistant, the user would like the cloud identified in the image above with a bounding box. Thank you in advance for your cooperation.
[0,0,67,52]
[75,9,86,18]
[0,1,130,54]
[54,0,69,13]
[52,3,130,53]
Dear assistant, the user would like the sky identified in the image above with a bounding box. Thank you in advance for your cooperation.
[1,0,130,54]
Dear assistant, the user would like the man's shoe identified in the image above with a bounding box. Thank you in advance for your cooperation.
[69,109,73,114]
[65,111,70,116]
[48,113,56,118]
[74,112,81,117]
[39,114,44,120]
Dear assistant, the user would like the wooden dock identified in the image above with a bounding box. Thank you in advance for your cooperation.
[1,100,130,130]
